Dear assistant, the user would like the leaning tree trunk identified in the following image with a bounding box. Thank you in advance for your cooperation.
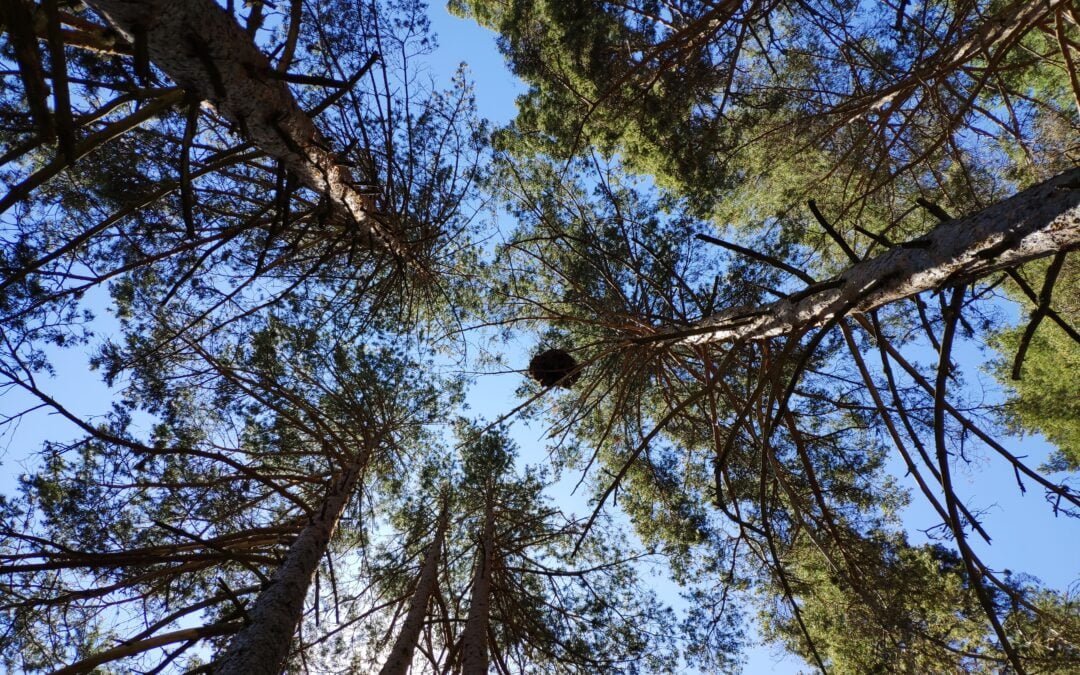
[459,492,496,675]
[378,499,450,675]
[81,0,411,260]
[645,168,1080,347]
[213,459,365,675]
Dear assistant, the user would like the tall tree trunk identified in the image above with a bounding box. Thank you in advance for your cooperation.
[646,168,1080,347]
[81,0,411,260]
[459,492,496,675]
[213,459,364,675]
[378,499,450,675]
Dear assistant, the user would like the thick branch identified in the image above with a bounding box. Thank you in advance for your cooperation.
[51,622,242,675]
[648,169,1080,346]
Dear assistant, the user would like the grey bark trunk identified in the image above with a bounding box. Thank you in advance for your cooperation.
[213,461,364,675]
[81,0,410,259]
[378,500,450,675]
[459,494,496,675]
[653,168,1080,347]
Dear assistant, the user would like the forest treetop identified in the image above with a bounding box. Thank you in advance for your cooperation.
[1,0,1079,673]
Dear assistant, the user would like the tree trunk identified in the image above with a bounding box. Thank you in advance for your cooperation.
[378,499,450,675]
[459,493,496,675]
[213,460,364,675]
[81,0,410,260]
[648,168,1080,347]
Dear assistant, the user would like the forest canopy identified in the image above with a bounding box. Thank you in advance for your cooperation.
[1,0,1078,673]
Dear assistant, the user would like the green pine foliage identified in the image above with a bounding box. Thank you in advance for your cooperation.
[1,0,1078,672]
[994,256,1080,470]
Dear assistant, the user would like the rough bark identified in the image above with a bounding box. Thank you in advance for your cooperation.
[645,168,1080,347]
[0,0,54,141]
[213,461,364,675]
[81,0,410,260]
[378,500,450,675]
[459,493,496,675]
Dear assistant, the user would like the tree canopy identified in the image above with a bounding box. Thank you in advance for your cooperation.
[1,0,1079,673]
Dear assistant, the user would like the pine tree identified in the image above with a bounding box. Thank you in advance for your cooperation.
[2,0,1079,672]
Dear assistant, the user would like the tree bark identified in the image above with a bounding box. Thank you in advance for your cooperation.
[213,460,364,675]
[459,493,496,675]
[81,0,410,260]
[646,168,1080,347]
[378,500,450,675]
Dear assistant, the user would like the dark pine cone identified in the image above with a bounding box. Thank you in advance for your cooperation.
[527,349,580,388]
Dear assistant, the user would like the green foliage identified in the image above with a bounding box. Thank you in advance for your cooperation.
[455,0,1078,263]
[2,0,1079,672]
[344,423,682,673]
[993,255,1080,470]
[1,295,450,671]
[762,535,1080,673]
